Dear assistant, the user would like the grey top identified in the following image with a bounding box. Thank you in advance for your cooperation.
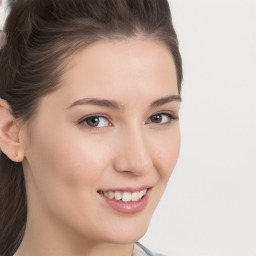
[133,242,167,256]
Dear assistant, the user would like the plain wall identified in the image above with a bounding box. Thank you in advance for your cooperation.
[0,0,6,29]
[1,0,255,255]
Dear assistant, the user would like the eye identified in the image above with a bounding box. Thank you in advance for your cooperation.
[148,112,177,124]
[78,115,112,128]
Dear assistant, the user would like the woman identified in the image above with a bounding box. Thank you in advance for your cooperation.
[0,0,182,255]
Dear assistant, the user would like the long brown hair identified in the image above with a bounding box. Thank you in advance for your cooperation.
[0,0,183,255]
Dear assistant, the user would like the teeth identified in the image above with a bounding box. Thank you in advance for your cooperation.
[100,189,148,202]
[132,191,140,201]
[140,189,147,198]
[114,191,122,200]
[122,192,132,202]
[108,191,115,199]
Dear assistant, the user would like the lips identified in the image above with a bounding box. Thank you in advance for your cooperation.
[97,187,150,214]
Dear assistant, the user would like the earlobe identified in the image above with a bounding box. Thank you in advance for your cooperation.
[0,99,25,162]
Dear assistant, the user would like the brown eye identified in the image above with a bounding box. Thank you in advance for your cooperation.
[86,116,100,127]
[148,113,177,125]
[81,116,110,128]
[150,114,163,123]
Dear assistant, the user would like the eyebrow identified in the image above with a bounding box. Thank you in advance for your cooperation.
[150,95,182,108]
[67,98,124,110]
[67,94,182,111]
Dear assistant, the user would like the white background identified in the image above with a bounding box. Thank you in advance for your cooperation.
[1,0,256,255]
[0,0,6,30]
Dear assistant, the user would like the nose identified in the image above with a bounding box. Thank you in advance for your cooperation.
[113,126,153,176]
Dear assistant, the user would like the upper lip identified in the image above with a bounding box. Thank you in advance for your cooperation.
[98,186,152,193]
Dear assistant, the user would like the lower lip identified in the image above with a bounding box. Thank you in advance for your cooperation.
[98,190,150,214]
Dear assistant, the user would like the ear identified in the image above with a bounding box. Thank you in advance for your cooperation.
[0,99,25,162]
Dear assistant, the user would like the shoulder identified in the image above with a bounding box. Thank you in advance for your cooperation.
[135,242,168,256]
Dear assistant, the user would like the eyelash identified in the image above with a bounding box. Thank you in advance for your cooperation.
[77,112,178,130]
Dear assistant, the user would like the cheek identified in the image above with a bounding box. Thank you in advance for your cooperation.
[26,123,110,190]
[152,127,181,178]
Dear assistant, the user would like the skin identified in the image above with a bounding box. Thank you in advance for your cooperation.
[0,39,181,256]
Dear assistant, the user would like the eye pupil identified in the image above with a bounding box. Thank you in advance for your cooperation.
[151,114,162,123]
[87,117,100,126]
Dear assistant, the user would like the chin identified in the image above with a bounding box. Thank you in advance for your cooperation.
[101,217,151,244]
[106,227,148,245]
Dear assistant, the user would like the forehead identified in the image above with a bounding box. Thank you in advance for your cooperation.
[37,39,179,115]
[61,39,178,93]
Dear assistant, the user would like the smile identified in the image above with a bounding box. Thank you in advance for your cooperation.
[98,189,147,202]
[98,188,150,214]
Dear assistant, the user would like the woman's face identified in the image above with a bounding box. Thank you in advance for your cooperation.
[21,39,181,245]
